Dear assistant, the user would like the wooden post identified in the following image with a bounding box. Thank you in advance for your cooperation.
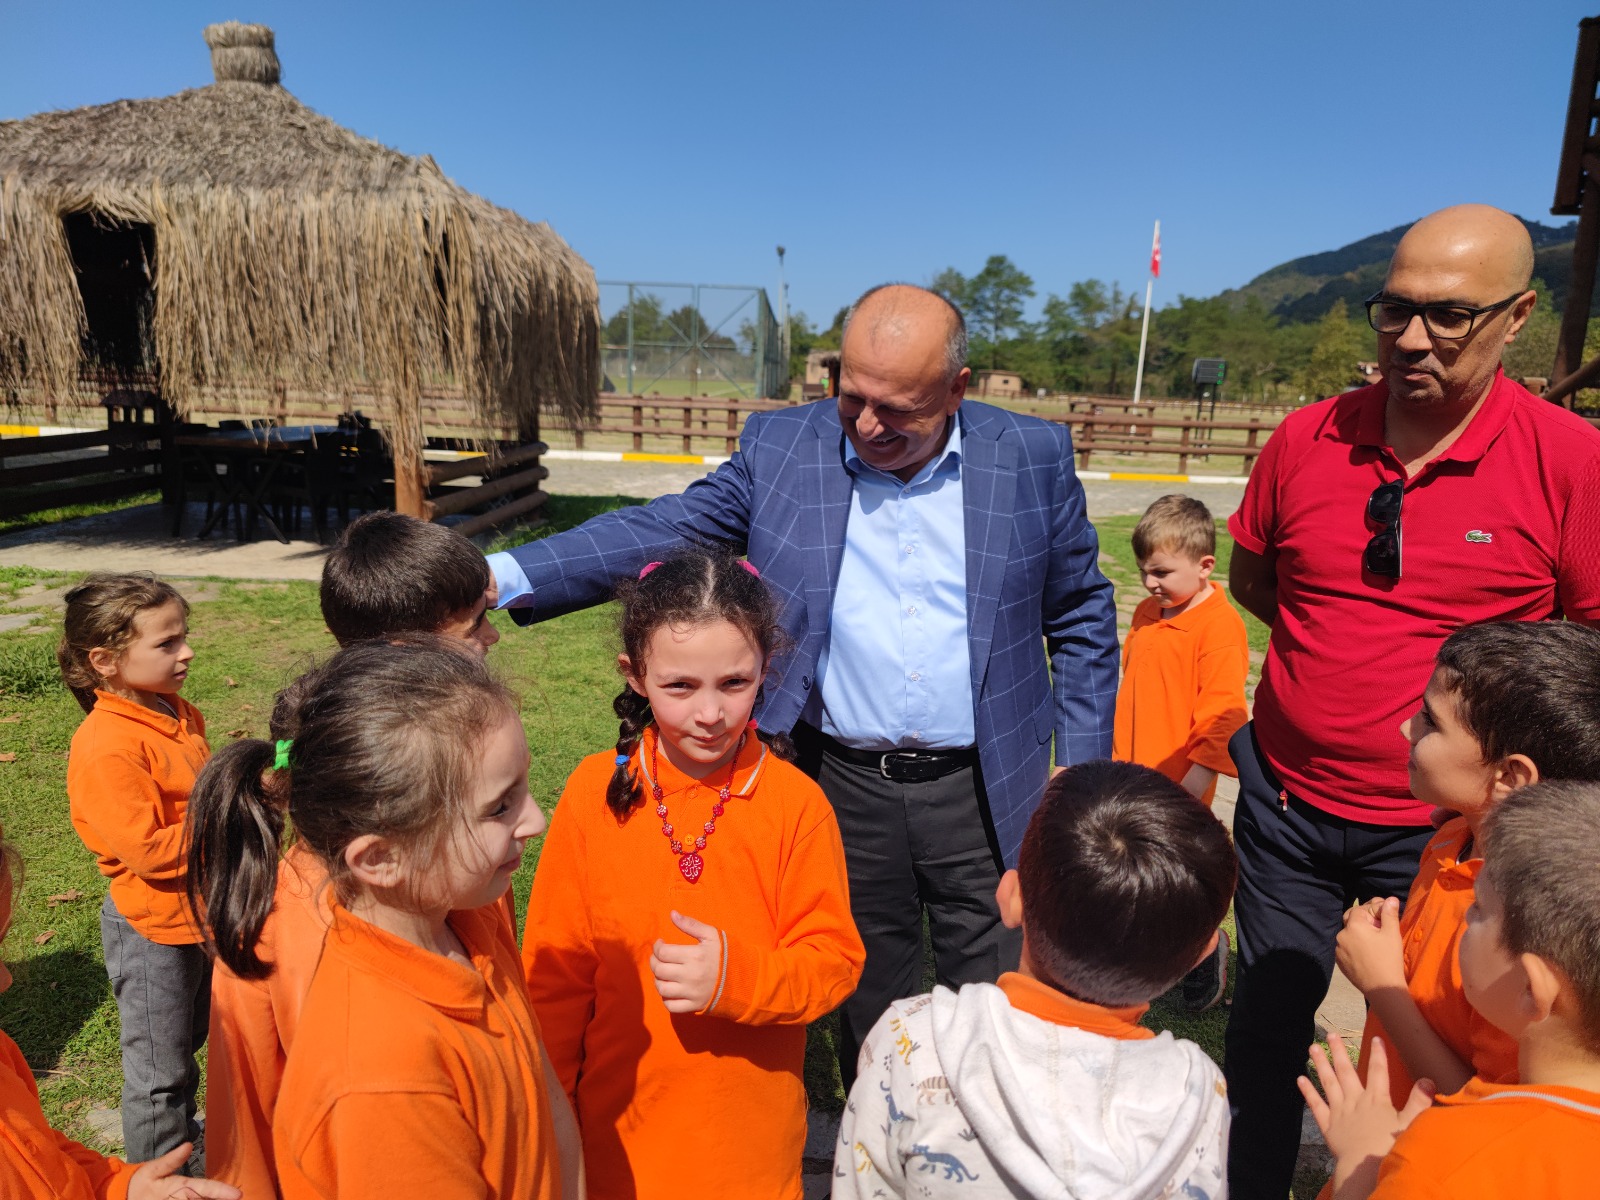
[1178,423,1192,474]
[726,404,738,456]
[393,442,431,520]
[632,399,644,453]
[1555,179,1600,391]
[681,405,692,456]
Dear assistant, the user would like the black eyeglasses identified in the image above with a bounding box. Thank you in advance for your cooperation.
[1365,479,1403,579]
[1364,291,1525,341]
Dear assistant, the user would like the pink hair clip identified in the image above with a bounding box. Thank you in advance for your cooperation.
[740,560,761,579]
[639,561,664,579]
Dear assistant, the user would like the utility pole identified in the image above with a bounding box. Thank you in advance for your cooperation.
[776,245,789,381]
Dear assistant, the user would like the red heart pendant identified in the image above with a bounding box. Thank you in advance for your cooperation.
[678,852,704,883]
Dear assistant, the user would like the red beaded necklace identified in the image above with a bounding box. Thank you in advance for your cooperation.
[649,730,746,884]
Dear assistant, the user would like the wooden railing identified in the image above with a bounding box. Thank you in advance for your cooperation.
[1065,415,1269,474]
[547,394,1269,475]
[544,394,797,455]
[0,410,166,519]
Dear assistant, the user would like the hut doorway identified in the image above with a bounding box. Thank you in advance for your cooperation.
[62,211,157,378]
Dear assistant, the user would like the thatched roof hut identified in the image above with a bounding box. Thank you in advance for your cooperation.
[0,22,599,509]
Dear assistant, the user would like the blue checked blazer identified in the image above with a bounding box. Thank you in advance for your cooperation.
[505,399,1118,864]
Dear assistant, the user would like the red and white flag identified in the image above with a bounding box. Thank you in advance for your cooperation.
[1150,220,1162,278]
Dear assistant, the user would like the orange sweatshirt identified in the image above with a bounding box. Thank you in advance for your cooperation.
[209,845,524,1199]
[0,1030,131,1200]
[523,729,865,1200]
[1369,1078,1600,1200]
[1113,585,1250,806]
[66,690,210,945]
[272,900,562,1200]
[1360,818,1516,1107]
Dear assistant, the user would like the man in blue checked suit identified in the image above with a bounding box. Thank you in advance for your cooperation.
[488,284,1118,1085]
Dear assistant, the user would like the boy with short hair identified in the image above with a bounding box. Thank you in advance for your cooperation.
[835,760,1237,1200]
[1113,493,1250,1010]
[1302,779,1600,1200]
[207,513,503,1194]
[1334,621,1600,1108]
[318,511,498,653]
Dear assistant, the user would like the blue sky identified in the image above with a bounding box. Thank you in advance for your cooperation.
[1,1,1592,325]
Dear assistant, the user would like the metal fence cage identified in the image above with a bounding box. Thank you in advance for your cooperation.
[599,281,785,399]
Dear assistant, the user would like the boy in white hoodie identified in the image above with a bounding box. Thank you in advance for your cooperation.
[834,760,1236,1200]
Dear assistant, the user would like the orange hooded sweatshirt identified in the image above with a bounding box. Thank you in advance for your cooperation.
[523,730,864,1200]
[66,690,209,944]
[0,1031,131,1200]
[272,900,562,1200]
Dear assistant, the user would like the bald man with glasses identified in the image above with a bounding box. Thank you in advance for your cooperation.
[1220,204,1600,1200]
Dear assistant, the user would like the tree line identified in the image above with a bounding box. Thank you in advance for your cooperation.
[784,255,1587,405]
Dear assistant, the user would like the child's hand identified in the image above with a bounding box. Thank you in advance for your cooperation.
[1335,896,1407,994]
[650,911,722,1014]
[128,1143,242,1200]
[1298,1035,1433,1198]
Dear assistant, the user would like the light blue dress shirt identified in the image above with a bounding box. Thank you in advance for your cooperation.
[801,417,973,750]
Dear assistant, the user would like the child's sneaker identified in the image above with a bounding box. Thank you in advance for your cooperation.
[1178,928,1230,1012]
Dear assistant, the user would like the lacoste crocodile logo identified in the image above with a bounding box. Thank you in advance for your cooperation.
[1465,530,1493,544]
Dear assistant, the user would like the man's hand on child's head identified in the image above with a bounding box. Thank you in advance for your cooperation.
[128,1143,242,1200]
[649,910,722,1014]
[1299,1035,1433,1200]
[1335,896,1406,994]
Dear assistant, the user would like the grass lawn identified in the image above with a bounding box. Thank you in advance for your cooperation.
[0,500,1266,1157]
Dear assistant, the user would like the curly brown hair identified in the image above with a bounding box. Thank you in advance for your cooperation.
[57,573,189,712]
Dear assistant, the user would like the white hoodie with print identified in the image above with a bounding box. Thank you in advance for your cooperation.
[833,982,1229,1200]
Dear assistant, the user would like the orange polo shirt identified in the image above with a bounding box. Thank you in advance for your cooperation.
[67,690,210,945]
[997,972,1155,1040]
[1370,1078,1600,1200]
[273,900,562,1200]
[1360,817,1516,1106]
[207,843,331,1198]
[1113,585,1250,806]
[523,730,865,1200]
[0,1031,131,1200]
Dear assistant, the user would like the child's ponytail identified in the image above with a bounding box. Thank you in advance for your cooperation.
[607,687,653,819]
[186,738,285,979]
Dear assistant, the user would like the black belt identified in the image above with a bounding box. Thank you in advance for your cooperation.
[812,728,978,783]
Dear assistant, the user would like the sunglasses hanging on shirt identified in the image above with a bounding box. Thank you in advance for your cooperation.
[1364,479,1403,579]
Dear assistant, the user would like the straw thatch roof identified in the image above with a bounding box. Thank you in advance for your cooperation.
[0,22,599,461]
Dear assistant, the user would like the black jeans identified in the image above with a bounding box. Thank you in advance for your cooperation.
[794,725,1022,1091]
[1223,723,1433,1200]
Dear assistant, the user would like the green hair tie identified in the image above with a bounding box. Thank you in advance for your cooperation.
[273,739,293,772]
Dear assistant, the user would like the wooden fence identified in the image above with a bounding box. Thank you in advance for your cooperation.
[543,394,797,455]
[1,399,166,519]
[548,393,1270,475]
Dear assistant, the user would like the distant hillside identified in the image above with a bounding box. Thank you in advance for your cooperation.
[1221,217,1582,322]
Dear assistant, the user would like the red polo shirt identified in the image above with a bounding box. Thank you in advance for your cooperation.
[1229,372,1600,824]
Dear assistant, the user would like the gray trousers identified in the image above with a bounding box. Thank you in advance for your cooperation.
[797,733,1022,1090]
[100,894,210,1165]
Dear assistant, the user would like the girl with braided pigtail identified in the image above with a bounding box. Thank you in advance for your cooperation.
[524,545,864,1200]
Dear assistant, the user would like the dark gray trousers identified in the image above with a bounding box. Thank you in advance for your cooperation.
[796,729,1022,1090]
[100,893,211,1165]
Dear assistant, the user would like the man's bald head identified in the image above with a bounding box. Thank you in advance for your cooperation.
[1387,204,1535,298]
[842,284,969,382]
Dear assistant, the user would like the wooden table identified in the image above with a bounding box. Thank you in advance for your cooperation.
[174,425,339,543]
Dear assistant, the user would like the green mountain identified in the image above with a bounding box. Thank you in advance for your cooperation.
[1222,217,1581,322]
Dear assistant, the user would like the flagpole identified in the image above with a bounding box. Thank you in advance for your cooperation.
[1132,277,1154,404]
[1132,219,1159,404]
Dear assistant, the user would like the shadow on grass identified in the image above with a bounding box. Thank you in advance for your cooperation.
[1,947,108,1073]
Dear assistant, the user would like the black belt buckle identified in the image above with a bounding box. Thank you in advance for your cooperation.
[879,751,951,783]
